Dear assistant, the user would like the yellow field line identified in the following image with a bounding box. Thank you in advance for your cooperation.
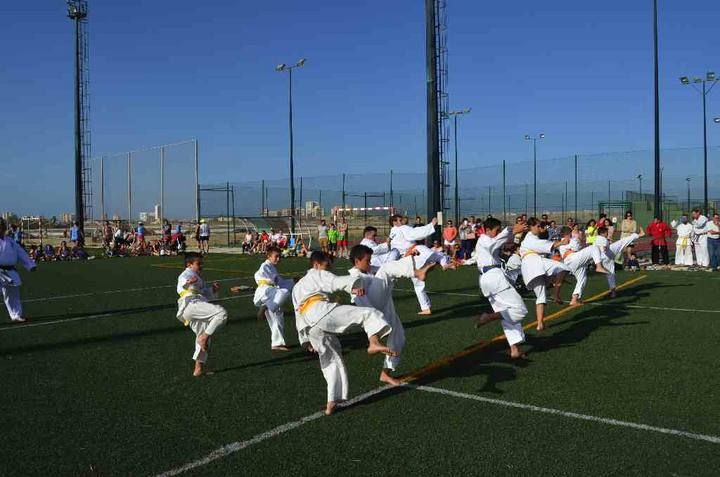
[401,274,648,383]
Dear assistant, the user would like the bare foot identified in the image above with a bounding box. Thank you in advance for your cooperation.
[325,401,337,416]
[553,298,564,305]
[609,290,617,298]
[414,262,437,282]
[569,296,582,307]
[595,264,609,274]
[367,342,397,356]
[474,312,499,328]
[302,343,316,354]
[196,333,210,352]
[509,347,528,359]
[536,320,545,332]
[193,362,204,377]
[256,305,268,321]
[10,317,27,323]
[417,309,432,316]
[272,346,290,352]
[379,369,403,386]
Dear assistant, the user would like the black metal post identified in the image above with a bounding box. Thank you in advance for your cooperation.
[533,138,537,216]
[288,68,296,234]
[453,115,459,224]
[653,0,662,218]
[73,17,84,231]
[574,154,578,221]
[502,160,507,223]
[702,80,708,212]
[390,169,394,209]
[261,179,265,216]
[426,0,441,223]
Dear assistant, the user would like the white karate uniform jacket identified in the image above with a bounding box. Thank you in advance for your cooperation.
[176,268,215,322]
[519,232,567,286]
[360,238,399,270]
[389,223,435,254]
[0,237,36,286]
[292,269,362,333]
[253,260,294,306]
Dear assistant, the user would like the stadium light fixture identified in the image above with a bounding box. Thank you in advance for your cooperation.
[275,64,287,72]
[714,117,720,123]
[679,70,718,212]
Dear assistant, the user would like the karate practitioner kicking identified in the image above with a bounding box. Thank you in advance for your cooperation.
[519,218,570,331]
[557,226,609,306]
[293,251,395,416]
[473,218,530,358]
[359,226,401,274]
[176,253,228,376]
[0,218,36,323]
[670,216,694,266]
[348,244,437,385]
[594,227,644,298]
[246,246,295,351]
[388,215,453,316]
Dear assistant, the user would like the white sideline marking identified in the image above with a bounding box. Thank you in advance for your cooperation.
[23,277,247,303]
[414,385,720,445]
[155,385,393,477]
[394,289,720,314]
[0,294,254,332]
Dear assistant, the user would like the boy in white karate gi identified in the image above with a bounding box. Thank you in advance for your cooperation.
[359,226,401,274]
[293,251,395,416]
[247,245,295,351]
[0,218,36,323]
[176,253,228,377]
[691,208,710,267]
[670,216,694,266]
[348,245,436,385]
[557,226,609,306]
[388,215,452,316]
[473,218,530,358]
[594,227,644,298]
[519,218,569,331]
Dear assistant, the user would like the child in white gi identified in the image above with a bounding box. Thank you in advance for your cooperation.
[292,251,395,416]
[594,226,644,298]
[671,216,694,266]
[359,226,400,274]
[176,253,228,376]
[473,218,530,358]
[349,245,436,385]
[557,226,609,306]
[247,245,295,352]
[388,215,452,316]
[691,209,710,267]
[0,218,36,323]
[519,218,569,331]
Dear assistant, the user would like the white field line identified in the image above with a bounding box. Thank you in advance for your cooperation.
[156,382,720,476]
[393,289,720,314]
[414,385,720,445]
[23,277,248,303]
[0,294,254,332]
[155,384,393,477]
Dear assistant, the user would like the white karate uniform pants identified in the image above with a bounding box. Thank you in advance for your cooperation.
[527,276,547,305]
[695,237,709,267]
[480,270,527,346]
[410,246,449,311]
[184,301,228,363]
[308,305,390,403]
[565,246,602,299]
[372,256,415,370]
[259,287,291,347]
[675,239,694,266]
[602,234,638,290]
[1,285,23,320]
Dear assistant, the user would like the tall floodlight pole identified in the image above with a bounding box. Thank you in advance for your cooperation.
[653,0,662,218]
[425,0,441,223]
[686,177,692,211]
[680,72,718,212]
[276,58,307,235]
[637,174,643,197]
[67,0,89,232]
[448,108,471,224]
[524,133,545,216]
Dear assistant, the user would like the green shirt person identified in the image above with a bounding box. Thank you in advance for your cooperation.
[328,227,339,244]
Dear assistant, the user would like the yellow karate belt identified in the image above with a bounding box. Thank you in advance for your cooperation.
[297,295,328,315]
[680,237,689,250]
[256,279,276,287]
[521,251,539,259]
[178,288,200,326]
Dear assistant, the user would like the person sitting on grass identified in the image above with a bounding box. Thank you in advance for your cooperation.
[292,251,395,416]
[57,241,71,261]
[43,243,56,261]
[72,244,89,260]
[176,252,228,377]
[627,253,640,271]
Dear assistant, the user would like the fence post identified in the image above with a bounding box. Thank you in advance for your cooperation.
[127,152,132,223]
[261,179,265,216]
[226,182,230,248]
[231,185,236,246]
[502,160,506,224]
[574,154,578,221]
[160,146,165,226]
[100,156,105,221]
[194,139,200,223]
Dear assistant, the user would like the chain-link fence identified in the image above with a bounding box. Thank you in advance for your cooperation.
[91,139,199,224]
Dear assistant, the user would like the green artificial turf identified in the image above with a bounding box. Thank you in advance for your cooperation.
[0,255,718,476]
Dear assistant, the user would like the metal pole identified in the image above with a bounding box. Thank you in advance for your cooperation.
[342,173,346,212]
[702,80,709,211]
[564,181,568,223]
[502,160,507,223]
[574,154,578,222]
[73,17,84,232]
[653,0,662,218]
[226,181,230,247]
[533,138,537,216]
[390,169,394,208]
[288,68,296,234]
[194,139,200,222]
[488,186,492,217]
[591,191,594,216]
[299,176,303,218]
[608,180,611,202]
[231,185,236,246]
[364,192,368,225]
[687,179,691,212]
[100,156,105,221]
[524,183,528,216]
[454,115,459,224]
[425,0,441,222]
[127,152,132,223]
[319,190,322,211]
[160,146,165,226]
[261,179,265,216]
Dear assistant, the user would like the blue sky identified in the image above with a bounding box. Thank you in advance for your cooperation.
[1,0,719,215]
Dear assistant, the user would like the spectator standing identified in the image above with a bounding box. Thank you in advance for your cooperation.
[647,216,671,265]
[338,218,349,259]
[10,224,23,246]
[707,213,720,270]
[442,220,458,257]
[317,220,329,253]
[327,223,339,257]
[619,211,638,263]
[464,216,476,257]
[691,208,710,268]
[198,219,211,254]
[102,221,113,249]
[585,219,598,245]
[70,221,84,246]
[162,220,172,244]
[137,222,146,243]
[547,220,561,241]
[413,216,426,245]
[458,218,469,259]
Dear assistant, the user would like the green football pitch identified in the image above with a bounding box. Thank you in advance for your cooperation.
[1,254,719,476]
